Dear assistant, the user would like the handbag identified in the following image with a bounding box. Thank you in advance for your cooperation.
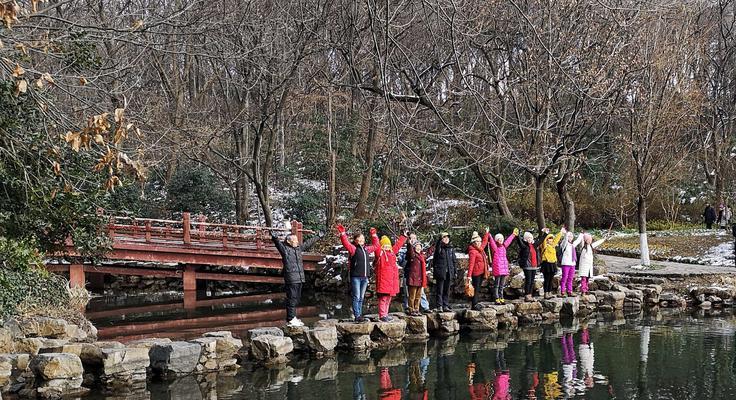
[464,277,475,298]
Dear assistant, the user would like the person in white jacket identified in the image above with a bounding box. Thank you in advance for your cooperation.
[578,233,608,294]
[559,232,583,297]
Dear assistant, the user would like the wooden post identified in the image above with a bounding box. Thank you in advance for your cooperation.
[222,227,228,248]
[183,289,196,310]
[69,264,85,288]
[182,212,191,245]
[256,228,262,250]
[145,221,152,242]
[183,265,196,291]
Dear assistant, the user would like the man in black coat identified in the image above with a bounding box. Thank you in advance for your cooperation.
[704,203,717,229]
[271,230,323,327]
[432,232,457,312]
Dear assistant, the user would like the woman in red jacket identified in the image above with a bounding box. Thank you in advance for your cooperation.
[371,231,407,322]
[466,229,491,310]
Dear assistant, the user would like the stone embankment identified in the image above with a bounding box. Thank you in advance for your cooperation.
[1,274,734,398]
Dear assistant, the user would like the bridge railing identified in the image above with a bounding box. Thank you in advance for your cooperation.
[107,212,313,251]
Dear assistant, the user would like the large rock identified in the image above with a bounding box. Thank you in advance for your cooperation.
[514,301,544,325]
[281,325,308,351]
[460,309,498,331]
[426,312,460,337]
[30,353,83,380]
[150,341,202,377]
[189,333,242,373]
[204,332,242,360]
[100,346,150,385]
[304,327,338,354]
[0,328,12,353]
[250,335,293,364]
[14,338,68,355]
[659,292,687,308]
[541,298,564,313]
[246,327,283,342]
[336,322,375,351]
[371,319,407,346]
[593,291,625,310]
[13,317,89,342]
[398,315,429,340]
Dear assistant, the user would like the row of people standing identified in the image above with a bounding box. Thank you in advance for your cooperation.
[703,202,732,229]
[337,223,610,321]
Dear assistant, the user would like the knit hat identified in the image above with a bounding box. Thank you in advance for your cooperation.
[523,232,534,242]
[470,231,481,243]
[380,235,392,247]
[440,232,450,238]
[494,233,504,243]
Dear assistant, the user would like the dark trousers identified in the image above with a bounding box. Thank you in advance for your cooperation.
[285,282,302,321]
[541,262,556,294]
[523,269,537,295]
[493,276,507,300]
[436,275,451,309]
[706,222,713,229]
[471,275,484,307]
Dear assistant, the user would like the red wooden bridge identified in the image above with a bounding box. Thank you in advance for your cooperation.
[47,212,324,291]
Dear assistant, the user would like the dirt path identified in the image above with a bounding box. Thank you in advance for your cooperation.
[600,254,736,276]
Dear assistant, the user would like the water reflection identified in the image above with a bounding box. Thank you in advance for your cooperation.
[84,312,736,399]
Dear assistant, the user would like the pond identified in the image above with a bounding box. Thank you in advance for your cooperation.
[85,300,736,399]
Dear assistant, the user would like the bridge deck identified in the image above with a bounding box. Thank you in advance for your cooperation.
[49,214,325,289]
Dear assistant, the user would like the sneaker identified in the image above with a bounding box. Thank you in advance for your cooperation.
[354,316,365,323]
[421,308,432,314]
[500,299,506,304]
[288,317,304,327]
[473,304,483,311]
[380,316,393,322]
[442,307,451,312]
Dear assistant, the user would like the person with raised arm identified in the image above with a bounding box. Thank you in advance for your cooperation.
[489,228,518,304]
[336,224,378,322]
[539,227,567,299]
[466,228,491,310]
[371,230,407,322]
[270,227,324,327]
[559,231,583,297]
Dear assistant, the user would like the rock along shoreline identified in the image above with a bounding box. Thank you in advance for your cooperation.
[1,274,733,399]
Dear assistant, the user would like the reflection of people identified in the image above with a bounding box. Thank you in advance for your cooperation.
[523,344,539,399]
[378,368,401,400]
[407,358,429,400]
[579,328,595,389]
[493,350,512,400]
[353,376,367,400]
[435,354,456,400]
[561,333,577,398]
[540,329,561,399]
[467,353,490,400]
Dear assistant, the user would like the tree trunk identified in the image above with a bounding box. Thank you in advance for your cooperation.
[556,172,576,231]
[637,195,651,266]
[355,116,377,218]
[326,92,337,228]
[233,126,250,224]
[535,175,547,231]
[370,159,391,219]
[493,163,513,218]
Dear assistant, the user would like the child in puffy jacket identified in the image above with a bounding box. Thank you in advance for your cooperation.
[489,228,518,304]
[371,232,407,322]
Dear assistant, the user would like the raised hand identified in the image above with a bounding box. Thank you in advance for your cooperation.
[336,224,346,234]
[485,226,490,233]
[513,228,519,236]
[369,227,377,236]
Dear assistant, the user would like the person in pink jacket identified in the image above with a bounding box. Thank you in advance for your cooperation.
[489,228,518,304]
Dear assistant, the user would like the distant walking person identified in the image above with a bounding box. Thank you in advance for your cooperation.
[336,224,377,322]
[704,203,717,229]
[432,232,458,312]
[719,204,732,230]
[271,228,323,327]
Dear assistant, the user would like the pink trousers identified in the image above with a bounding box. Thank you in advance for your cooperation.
[378,294,393,318]
[580,277,589,293]
[560,266,575,293]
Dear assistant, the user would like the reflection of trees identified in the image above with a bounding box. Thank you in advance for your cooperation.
[637,326,650,398]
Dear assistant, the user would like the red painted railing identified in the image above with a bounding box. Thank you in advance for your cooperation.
[107,212,312,252]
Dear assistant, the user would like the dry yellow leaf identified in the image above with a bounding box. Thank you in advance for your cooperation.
[51,160,61,176]
[94,134,104,144]
[11,63,24,77]
[14,42,27,55]
[35,79,43,88]
[114,108,124,123]
[79,76,88,85]
[41,72,54,84]
[15,79,27,95]
[131,19,144,29]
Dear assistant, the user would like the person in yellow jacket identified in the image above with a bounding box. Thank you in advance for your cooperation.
[538,227,567,299]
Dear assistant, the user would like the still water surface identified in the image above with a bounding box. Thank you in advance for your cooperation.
[86,291,736,399]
